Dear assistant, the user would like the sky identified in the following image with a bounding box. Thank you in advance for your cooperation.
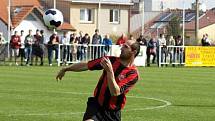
[162,0,215,9]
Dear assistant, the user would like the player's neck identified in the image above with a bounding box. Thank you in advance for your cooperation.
[120,58,134,67]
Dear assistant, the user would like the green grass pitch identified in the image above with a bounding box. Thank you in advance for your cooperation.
[0,66,215,121]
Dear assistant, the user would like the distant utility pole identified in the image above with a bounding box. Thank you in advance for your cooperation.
[160,0,164,12]
[141,0,144,35]
[54,0,56,9]
[97,0,101,31]
[182,0,185,46]
[7,0,11,58]
[53,0,56,33]
[195,0,199,41]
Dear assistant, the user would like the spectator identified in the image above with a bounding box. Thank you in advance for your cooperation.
[61,31,70,65]
[25,29,34,66]
[102,34,112,56]
[69,33,76,61]
[116,33,127,45]
[173,35,183,66]
[158,34,167,65]
[0,32,6,45]
[146,38,158,66]
[10,31,21,65]
[136,34,147,46]
[205,34,211,46]
[33,29,43,66]
[19,30,26,66]
[80,33,90,61]
[92,29,102,44]
[92,29,102,59]
[167,35,175,64]
[71,36,79,62]
[0,32,6,62]
[201,34,206,46]
[47,31,60,66]
[77,31,84,61]
[39,30,46,65]
[79,31,84,39]
[129,35,135,41]
[69,33,75,44]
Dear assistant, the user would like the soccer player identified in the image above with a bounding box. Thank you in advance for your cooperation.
[56,40,140,121]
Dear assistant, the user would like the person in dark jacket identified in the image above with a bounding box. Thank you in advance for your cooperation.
[10,31,21,65]
[47,32,60,66]
[137,34,147,46]
[146,38,158,66]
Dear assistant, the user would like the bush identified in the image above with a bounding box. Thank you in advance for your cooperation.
[109,34,120,44]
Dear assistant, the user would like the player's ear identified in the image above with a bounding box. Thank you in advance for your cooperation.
[132,50,137,56]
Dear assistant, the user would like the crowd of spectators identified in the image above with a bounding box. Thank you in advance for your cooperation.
[6,29,114,66]
[0,29,214,66]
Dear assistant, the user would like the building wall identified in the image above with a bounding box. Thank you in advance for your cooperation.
[185,31,195,45]
[185,24,215,45]
[0,21,8,41]
[99,5,129,36]
[199,24,215,42]
[70,4,130,37]
[56,1,71,23]
[144,0,152,11]
[130,11,161,33]
[70,4,98,36]
[43,1,131,38]
[144,0,161,11]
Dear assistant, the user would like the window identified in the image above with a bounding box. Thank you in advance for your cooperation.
[110,9,120,23]
[80,9,93,23]
[14,7,22,14]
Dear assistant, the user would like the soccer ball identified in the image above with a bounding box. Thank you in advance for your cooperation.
[43,9,64,29]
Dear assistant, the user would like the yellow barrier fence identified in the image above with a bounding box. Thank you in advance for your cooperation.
[185,46,215,66]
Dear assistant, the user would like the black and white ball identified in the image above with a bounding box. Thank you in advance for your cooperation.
[43,9,63,28]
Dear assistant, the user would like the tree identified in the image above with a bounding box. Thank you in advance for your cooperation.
[167,15,182,37]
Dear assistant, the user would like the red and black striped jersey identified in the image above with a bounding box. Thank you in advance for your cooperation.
[88,56,139,110]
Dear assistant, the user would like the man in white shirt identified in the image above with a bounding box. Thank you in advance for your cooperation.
[20,30,26,65]
[158,34,167,65]
[205,34,211,46]
[61,31,70,65]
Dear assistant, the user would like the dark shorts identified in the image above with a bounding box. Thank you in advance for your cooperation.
[83,97,121,121]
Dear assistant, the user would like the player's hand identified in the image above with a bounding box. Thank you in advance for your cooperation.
[56,68,66,82]
[100,57,113,73]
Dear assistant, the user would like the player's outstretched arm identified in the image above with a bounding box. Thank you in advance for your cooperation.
[56,62,88,81]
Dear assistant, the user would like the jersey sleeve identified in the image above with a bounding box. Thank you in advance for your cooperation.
[118,70,139,94]
[87,57,103,70]
[87,56,116,70]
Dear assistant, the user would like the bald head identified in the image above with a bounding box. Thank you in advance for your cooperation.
[128,40,140,57]
[120,40,140,61]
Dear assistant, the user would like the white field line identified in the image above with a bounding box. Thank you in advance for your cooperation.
[1,89,171,116]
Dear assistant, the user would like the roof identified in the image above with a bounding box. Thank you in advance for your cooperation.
[65,0,133,5]
[143,9,196,38]
[11,6,42,28]
[155,9,196,22]
[185,8,215,31]
[0,0,41,26]
[58,22,76,31]
[0,0,76,30]
[11,0,41,7]
[0,0,8,24]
